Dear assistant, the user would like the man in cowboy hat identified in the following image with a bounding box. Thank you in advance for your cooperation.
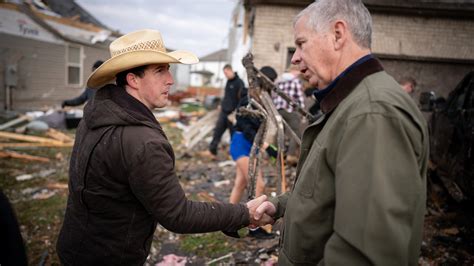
[56,29,272,265]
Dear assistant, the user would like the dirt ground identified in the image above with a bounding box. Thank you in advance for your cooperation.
[1,122,473,265]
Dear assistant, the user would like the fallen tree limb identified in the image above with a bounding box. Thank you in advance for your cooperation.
[261,93,286,193]
[242,54,315,122]
[282,118,301,147]
[241,103,267,200]
[242,53,288,194]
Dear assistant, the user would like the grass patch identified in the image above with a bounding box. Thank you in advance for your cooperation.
[14,193,67,265]
[180,103,204,113]
[15,194,66,227]
[161,122,183,147]
[0,144,72,265]
[180,232,234,258]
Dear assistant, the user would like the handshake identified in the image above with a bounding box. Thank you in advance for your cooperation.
[246,195,277,228]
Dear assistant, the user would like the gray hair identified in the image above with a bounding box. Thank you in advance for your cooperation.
[294,0,373,49]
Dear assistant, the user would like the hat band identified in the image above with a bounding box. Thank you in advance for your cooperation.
[111,39,165,57]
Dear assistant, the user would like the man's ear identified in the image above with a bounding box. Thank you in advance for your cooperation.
[333,20,347,50]
[126,73,139,90]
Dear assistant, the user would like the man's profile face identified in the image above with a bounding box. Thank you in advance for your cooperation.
[223,68,234,80]
[291,16,335,89]
[135,63,174,109]
[401,82,414,94]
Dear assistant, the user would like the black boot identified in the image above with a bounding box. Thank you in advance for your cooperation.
[248,227,274,239]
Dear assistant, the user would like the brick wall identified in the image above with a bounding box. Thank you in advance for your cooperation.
[251,5,301,76]
[372,14,474,60]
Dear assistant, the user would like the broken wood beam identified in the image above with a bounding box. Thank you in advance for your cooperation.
[0,150,50,162]
[46,128,74,143]
[0,115,31,130]
[0,131,66,145]
[0,142,73,149]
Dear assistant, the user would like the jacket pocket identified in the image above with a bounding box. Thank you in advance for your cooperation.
[294,141,322,198]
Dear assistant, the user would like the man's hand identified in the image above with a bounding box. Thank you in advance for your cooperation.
[254,200,276,222]
[246,195,275,227]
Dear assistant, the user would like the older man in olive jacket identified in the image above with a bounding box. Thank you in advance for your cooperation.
[255,1,429,265]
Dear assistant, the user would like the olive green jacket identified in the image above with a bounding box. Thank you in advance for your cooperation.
[270,58,428,265]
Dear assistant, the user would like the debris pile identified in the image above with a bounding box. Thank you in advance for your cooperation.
[1,100,473,264]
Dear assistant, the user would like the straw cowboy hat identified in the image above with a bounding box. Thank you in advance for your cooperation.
[87,29,199,88]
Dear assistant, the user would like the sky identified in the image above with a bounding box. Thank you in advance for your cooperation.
[75,0,238,57]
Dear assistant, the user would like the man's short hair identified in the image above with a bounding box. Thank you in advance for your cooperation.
[115,65,148,88]
[260,66,278,82]
[223,64,232,70]
[400,77,417,88]
[93,60,104,69]
[295,0,372,49]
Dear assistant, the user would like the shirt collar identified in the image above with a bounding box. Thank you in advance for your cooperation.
[314,54,374,102]
[318,56,384,114]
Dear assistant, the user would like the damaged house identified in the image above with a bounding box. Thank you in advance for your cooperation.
[0,0,120,110]
[229,0,474,99]
[188,48,227,98]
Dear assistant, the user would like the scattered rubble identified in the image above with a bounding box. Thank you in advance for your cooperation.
[1,104,473,265]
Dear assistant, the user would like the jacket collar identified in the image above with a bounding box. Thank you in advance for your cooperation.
[319,57,384,114]
[108,85,159,125]
[85,84,161,130]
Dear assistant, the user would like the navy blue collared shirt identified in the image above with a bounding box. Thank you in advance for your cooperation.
[314,54,373,102]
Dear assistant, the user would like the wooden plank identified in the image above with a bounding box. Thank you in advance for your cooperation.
[0,131,65,145]
[0,150,50,162]
[185,110,218,136]
[185,123,214,150]
[0,115,31,130]
[0,142,73,149]
[45,129,74,143]
[197,191,217,202]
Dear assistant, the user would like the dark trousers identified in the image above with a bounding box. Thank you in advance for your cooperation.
[209,111,234,155]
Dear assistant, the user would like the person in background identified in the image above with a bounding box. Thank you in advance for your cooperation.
[61,60,103,108]
[56,29,272,265]
[399,76,417,97]
[273,64,305,164]
[254,0,429,264]
[0,190,28,266]
[228,66,278,239]
[207,64,245,159]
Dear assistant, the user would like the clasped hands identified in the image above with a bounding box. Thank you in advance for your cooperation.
[246,195,277,228]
